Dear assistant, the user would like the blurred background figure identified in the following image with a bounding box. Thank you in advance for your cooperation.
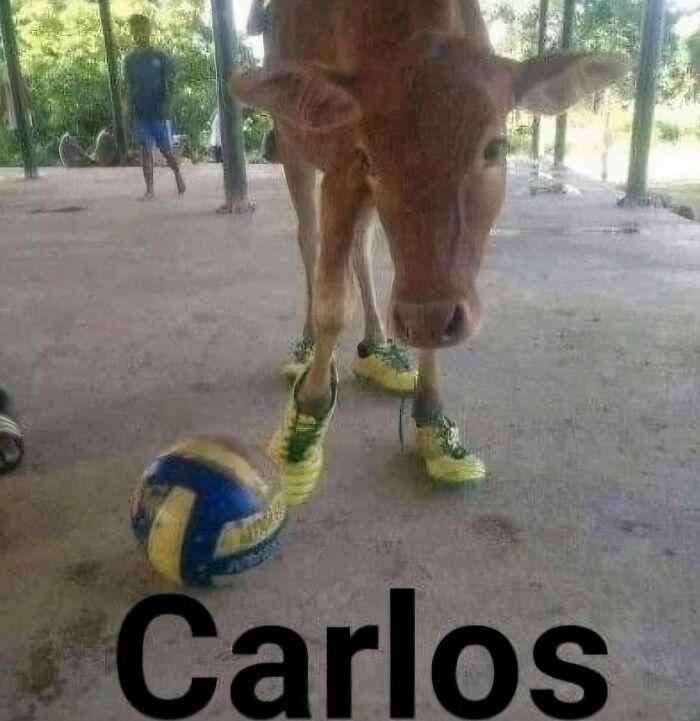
[124,13,185,200]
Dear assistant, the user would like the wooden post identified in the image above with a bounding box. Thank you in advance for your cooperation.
[0,0,37,178]
[601,88,612,182]
[625,0,667,203]
[210,0,253,213]
[553,0,576,168]
[530,0,549,165]
[97,0,127,161]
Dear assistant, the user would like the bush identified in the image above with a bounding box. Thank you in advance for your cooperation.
[1,0,259,166]
[507,123,532,154]
[656,120,681,144]
[242,110,272,157]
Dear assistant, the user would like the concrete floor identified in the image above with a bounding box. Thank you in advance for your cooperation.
[0,164,698,720]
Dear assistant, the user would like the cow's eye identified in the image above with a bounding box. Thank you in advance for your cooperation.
[483,137,508,165]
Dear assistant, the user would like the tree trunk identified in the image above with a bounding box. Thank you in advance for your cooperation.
[601,89,612,182]
[530,0,549,166]
[553,0,576,168]
[98,0,127,162]
[625,0,667,203]
[0,0,37,179]
[210,0,252,213]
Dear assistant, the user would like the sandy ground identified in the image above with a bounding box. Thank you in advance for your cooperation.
[0,163,698,720]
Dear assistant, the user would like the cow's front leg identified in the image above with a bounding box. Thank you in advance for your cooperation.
[412,351,486,484]
[351,225,418,396]
[268,166,367,505]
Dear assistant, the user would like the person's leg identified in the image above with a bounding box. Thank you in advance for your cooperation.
[157,120,185,194]
[133,118,156,199]
[159,147,186,195]
[140,145,155,200]
[0,384,24,474]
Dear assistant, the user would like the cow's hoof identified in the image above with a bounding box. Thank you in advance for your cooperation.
[353,339,417,396]
[414,416,485,484]
[281,338,315,383]
[267,366,337,505]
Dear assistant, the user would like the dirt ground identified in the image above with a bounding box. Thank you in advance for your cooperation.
[0,164,698,720]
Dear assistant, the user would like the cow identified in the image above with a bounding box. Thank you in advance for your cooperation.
[233,0,627,505]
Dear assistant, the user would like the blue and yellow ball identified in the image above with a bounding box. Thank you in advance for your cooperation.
[131,437,286,586]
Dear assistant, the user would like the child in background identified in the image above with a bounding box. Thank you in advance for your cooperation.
[124,14,185,200]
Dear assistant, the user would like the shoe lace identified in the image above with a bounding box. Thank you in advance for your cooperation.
[371,339,412,372]
[437,417,471,459]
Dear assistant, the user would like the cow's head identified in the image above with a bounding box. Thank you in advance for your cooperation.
[232,35,627,348]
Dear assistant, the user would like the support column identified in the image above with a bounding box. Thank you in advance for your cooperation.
[97,0,127,161]
[553,0,576,168]
[625,0,667,203]
[0,0,37,179]
[210,0,253,214]
[530,0,549,164]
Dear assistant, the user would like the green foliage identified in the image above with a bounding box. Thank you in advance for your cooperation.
[1,0,698,167]
[242,109,272,162]
[655,119,680,143]
[0,0,260,165]
[507,122,533,154]
[484,0,698,108]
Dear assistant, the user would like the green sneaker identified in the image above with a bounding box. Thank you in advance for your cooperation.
[353,339,417,395]
[268,365,338,505]
[415,415,485,484]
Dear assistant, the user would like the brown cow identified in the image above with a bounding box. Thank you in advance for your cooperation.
[233,0,627,505]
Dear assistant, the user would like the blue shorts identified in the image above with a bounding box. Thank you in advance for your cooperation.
[134,118,172,149]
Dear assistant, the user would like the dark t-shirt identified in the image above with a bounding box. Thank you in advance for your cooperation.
[124,47,172,120]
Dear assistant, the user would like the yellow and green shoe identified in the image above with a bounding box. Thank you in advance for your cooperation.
[414,415,485,484]
[353,339,417,395]
[281,338,315,382]
[267,366,338,505]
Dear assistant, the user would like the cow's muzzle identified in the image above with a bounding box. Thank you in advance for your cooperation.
[391,299,478,349]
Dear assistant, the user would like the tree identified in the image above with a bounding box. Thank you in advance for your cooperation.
[0,0,260,166]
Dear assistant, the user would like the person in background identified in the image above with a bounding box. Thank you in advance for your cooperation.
[124,14,185,200]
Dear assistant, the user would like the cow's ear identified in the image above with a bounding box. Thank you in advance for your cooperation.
[511,53,629,115]
[230,63,361,131]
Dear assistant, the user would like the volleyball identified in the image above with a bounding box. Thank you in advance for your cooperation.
[131,437,286,586]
